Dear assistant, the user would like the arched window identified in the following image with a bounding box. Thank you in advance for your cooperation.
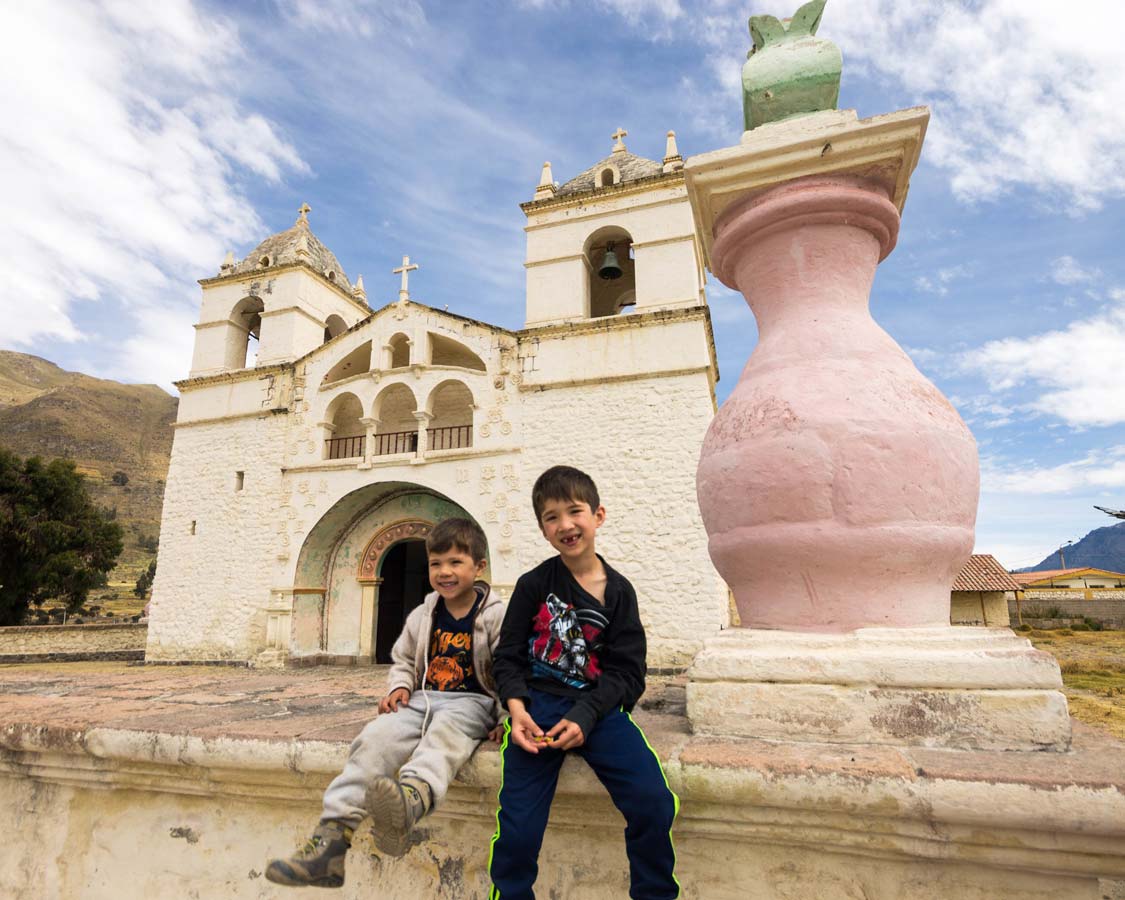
[600,168,615,187]
[323,314,347,344]
[388,333,411,368]
[323,341,371,385]
[324,393,365,460]
[426,380,474,452]
[372,383,418,456]
[227,296,265,369]
[583,226,636,319]
[428,333,486,371]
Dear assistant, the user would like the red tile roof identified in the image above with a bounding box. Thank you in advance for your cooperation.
[953,555,1022,592]
[1013,567,1125,587]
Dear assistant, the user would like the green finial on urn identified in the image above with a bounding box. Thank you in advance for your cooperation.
[742,0,842,131]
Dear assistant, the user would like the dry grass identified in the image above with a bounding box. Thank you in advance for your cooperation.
[1027,629,1125,739]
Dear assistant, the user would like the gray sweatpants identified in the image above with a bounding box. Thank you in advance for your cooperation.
[321,691,495,827]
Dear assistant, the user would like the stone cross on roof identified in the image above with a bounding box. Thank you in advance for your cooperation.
[611,127,628,153]
[296,202,311,225]
[393,255,419,301]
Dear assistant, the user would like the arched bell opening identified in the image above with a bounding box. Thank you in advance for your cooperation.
[583,225,636,319]
[226,295,265,369]
[323,314,348,343]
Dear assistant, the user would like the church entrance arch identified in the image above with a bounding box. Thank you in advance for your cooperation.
[291,482,485,663]
[372,538,429,663]
[357,519,433,663]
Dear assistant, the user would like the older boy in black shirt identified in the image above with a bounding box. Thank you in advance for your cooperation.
[488,466,680,900]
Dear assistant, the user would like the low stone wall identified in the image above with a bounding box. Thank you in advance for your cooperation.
[0,665,1122,900]
[1011,596,1125,628]
[0,623,147,662]
[1022,589,1125,602]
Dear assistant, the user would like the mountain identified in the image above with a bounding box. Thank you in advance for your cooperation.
[1022,521,1125,573]
[0,351,177,605]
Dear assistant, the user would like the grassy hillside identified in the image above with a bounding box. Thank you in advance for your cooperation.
[0,351,177,616]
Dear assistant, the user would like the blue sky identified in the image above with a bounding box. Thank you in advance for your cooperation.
[2,0,1123,570]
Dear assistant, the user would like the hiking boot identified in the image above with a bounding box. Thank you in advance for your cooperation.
[365,776,430,858]
[265,820,353,888]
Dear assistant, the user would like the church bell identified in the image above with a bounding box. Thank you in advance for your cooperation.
[598,242,623,280]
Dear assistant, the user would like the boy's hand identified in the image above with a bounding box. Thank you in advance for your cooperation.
[506,698,547,754]
[545,718,585,751]
[378,687,411,714]
[487,723,506,744]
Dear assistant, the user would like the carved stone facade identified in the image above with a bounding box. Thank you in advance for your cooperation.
[149,140,725,668]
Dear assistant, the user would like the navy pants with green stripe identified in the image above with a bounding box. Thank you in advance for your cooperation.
[489,689,679,899]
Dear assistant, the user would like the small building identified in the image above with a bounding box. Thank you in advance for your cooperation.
[1011,567,1125,627]
[951,554,1018,627]
[1013,567,1125,592]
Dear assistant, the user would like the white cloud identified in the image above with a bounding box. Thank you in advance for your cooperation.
[275,0,426,37]
[0,0,307,386]
[822,0,1125,210]
[915,264,969,296]
[981,446,1125,494]
[1051,255,1100,286]
[959,292,1125,427]
[955,395,1015,429]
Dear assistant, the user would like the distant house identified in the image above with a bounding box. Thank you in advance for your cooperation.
[951,554,1019,627]
[1012,567,1125,591]
[1010,567,1125,628]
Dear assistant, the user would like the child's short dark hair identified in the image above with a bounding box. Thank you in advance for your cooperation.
[531,466,600,522]
[426,517,488,563]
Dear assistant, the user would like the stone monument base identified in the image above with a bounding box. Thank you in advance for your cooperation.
[687,626,1071,750]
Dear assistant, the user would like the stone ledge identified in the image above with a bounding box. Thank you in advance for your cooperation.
[0,663,1121,891]
[0,650,144,664]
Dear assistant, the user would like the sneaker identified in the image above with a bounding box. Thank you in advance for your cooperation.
[265,820,353,888]
[365,776,430,858]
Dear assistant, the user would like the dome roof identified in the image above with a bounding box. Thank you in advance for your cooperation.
[229,204,352,291]
[555,151,664,198]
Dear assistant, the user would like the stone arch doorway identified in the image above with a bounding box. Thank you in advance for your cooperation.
[373,539,428,662]
[357,519,434,663]
[291,482,486,663]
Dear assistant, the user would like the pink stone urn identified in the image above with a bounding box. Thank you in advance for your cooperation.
[697,175,978,631]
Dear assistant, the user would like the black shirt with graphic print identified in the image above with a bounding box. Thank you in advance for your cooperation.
[492,555,647,738]
[423,590,486,695]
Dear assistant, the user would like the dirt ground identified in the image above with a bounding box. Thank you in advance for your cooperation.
[1027,629,1125,739]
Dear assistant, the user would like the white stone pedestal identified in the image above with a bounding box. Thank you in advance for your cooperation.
[687,627,1071,750]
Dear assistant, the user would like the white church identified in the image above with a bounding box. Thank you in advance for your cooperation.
[148,130,726,670]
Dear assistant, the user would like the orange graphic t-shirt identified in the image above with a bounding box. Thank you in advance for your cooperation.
[423,594,485,694]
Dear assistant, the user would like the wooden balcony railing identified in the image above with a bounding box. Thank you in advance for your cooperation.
[325,435,365,460]
[427,425,472,451]
[325,425,473,461]
[372,430,418,456]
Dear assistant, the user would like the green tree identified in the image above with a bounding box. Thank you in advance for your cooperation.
[0,449,124,625]
[134,559,157,599]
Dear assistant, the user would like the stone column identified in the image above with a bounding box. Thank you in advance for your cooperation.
[317,421,336,460]
[683,108,1070,751]
[413,410,433,460]
[358,416,380,469]
[357,578,381,662]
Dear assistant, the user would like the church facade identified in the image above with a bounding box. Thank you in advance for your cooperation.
[147,132,726,669]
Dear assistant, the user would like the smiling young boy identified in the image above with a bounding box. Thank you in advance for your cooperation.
[266,517,505,889]
[488,466,680,900]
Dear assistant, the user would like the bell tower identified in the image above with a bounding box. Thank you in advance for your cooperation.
[189,204,370,378]
[521,129,704,327]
